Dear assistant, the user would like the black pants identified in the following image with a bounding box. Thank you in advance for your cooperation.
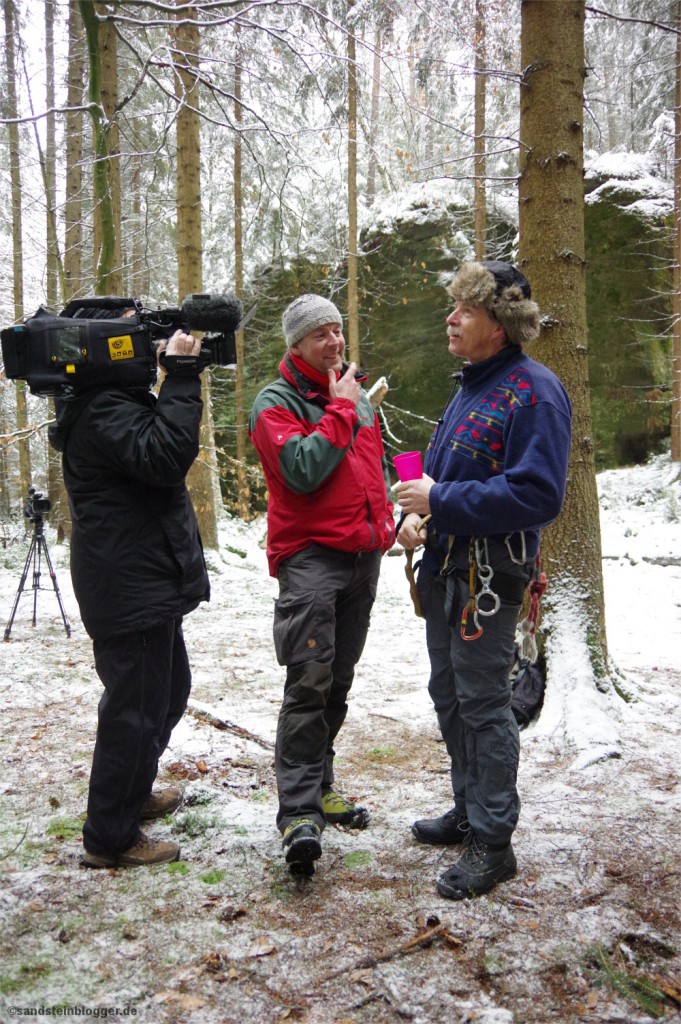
[82,618,191,855]
[272,545,382,833]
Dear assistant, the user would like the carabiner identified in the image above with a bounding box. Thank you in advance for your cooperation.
[461,604,483,641]
[476,564,501,617]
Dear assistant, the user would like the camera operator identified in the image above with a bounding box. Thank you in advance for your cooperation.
[49,328,210,868]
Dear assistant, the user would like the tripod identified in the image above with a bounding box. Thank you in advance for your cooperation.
[4,514,71,640]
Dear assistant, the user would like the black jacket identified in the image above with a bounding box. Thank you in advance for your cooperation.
[50,376,210,639]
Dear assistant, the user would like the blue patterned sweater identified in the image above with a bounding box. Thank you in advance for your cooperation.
[425,347,572,568]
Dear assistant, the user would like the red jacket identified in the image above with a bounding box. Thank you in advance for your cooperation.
[249,351,395,576]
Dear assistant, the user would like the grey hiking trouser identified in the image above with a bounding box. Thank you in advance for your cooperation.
[272,544,382,833]
[416,570,463,809]
[443,570,527,845]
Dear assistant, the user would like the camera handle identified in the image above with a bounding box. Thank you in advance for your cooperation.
[3,516,71,641]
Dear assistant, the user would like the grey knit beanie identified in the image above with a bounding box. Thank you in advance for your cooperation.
[282,294,343,348]
[448,260,541,347]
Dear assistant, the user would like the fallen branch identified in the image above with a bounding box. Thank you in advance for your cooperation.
[0,821,29,861]
[320,922,461,983]
[186,704,274,750]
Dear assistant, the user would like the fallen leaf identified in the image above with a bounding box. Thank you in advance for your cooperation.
[247,936,277,958]
[349,968,373,986]
[218,904,248,923]
[170,994,207,1012]
[196,760,209,774]
[651,974,681,1006]
[202,950,224,973]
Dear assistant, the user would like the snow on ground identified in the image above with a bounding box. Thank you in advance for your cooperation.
[0,453,679,1023]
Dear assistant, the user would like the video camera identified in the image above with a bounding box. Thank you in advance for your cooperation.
[25,486,51,522]
[0,293,244,397]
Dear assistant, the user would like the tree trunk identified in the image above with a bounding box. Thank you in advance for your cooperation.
[346,0,360,364]
[44,0,69,538]
[173,0,221,549]
[64,0,84,301]
[45,0,58,306]
[233,36,251,519]
[366,28,381,208]
[130,141,147,298]
[79,0,117,294]
[473,0,487,261]
[3,0,31,507]
[53,0,86,542]
[671,0,681,467]
[96,0,122,295]
[519,2,610,698]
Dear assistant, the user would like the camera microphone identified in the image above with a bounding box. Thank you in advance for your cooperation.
[180,293,243,335]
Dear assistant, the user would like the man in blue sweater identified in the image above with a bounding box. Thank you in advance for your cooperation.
[396,260,571,899]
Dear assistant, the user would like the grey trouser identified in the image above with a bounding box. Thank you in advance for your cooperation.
[417,564,528,846]
[272,544,382,833]
[416,571,463,808]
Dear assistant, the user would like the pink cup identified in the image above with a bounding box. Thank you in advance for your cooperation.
[393,451,423,481]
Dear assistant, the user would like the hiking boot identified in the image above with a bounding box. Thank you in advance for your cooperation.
[435,834,517,900]
[282,819,322,871]
[411,808,470,846]
[140,786,183,820]
[82,832,181,869]
[321,789,370,829]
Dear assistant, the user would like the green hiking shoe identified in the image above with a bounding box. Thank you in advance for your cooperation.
[282,819,322,874]
[321,789,370,829]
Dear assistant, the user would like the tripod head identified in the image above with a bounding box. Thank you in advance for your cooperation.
[25,486,51,525]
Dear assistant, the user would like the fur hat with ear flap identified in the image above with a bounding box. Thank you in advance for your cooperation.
[447,260,541,347]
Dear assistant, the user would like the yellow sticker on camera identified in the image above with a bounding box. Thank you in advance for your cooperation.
[108,335,134,361]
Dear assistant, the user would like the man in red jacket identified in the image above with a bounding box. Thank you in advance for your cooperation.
[249,294,395,874]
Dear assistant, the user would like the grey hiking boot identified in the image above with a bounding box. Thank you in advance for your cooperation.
[82,832,181,869]
[411,808,470,846]
[140,786,183,820]
[435,833,517,900]
[282,819,322,875]
[321,789,370,829]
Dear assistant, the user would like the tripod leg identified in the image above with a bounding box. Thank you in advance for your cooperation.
[39,536,71,638]
[32,534,41,627]
[3,537,38,641]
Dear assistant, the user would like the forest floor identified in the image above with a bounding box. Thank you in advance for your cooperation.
[1,468,681,1024]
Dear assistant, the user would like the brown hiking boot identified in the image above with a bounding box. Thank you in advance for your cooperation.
[140,786,183,820]
[82,832,181,869]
